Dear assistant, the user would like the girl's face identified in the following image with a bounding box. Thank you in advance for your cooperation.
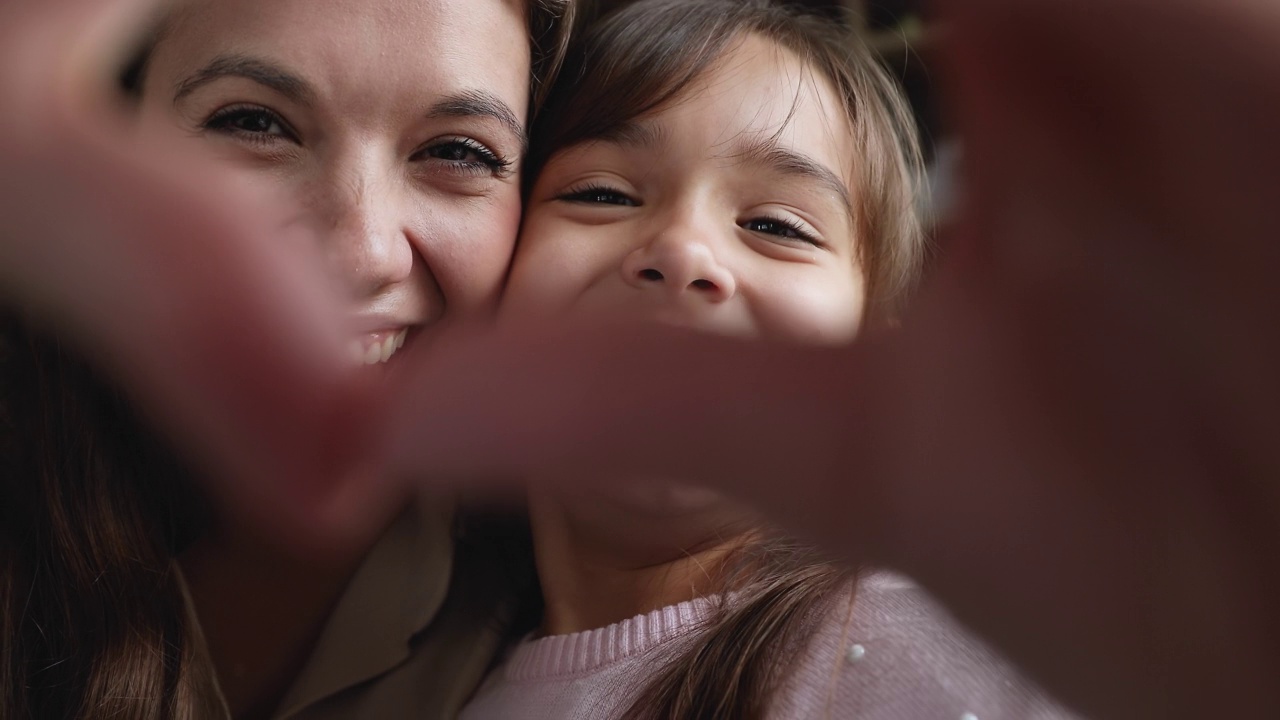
[506,34,865,345]
[510,35,865,544]
[140,0,530,365]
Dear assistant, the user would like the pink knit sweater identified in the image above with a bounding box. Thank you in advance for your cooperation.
[460,572,1080,720]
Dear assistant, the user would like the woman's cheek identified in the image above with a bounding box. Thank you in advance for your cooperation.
[419,191,523,314]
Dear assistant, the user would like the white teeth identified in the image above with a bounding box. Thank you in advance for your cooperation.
[353,329,411,367]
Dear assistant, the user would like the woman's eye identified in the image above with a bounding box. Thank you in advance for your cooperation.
[558,186,638,206]
[427,142,480,163]
[415,139,512,177]
[743,217,819,245]
[204,106,295,142]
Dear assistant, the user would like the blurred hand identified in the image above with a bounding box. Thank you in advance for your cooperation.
[5,0,1278,717]
[0,0,383,548]
[381,1,1280,718]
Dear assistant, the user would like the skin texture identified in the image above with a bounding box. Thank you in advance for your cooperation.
[3,1,1280,719]
[509,35,866,635]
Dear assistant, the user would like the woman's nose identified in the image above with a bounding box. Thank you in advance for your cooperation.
[621,226,736,303]
[319,172,414,298]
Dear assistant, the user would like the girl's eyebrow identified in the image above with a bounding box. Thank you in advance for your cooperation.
[727,136,855,222]
[174,54,315,106]
[596,120,670,151]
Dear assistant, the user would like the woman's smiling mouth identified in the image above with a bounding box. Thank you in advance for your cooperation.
[349,328,409,366]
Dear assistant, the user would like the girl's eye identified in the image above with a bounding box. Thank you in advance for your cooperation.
[743,217,820,246]
[203,105,296,142]
[414,138,513,177]
[557,185,639,207]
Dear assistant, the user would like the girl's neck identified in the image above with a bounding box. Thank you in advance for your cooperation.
[529,492,754,636]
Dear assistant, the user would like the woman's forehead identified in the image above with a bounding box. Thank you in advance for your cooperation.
[164,0,527,44]
[152,0,531,109]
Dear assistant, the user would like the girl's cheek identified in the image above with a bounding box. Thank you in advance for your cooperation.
[753,275,866,345]
[508,213,598,305]
[502,232,574,319]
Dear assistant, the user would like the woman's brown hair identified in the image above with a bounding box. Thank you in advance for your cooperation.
[526,1,927,717]
[1,2,578,718]
[0,316,222,719]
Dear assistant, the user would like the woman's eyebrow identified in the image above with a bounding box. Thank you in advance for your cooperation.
[426,91,527,152]
[727,137,855,222]
[173,54,315,106]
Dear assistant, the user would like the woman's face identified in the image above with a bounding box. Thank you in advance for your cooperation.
[140,0,531,365]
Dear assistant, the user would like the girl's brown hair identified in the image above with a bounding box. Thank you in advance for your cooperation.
[526,1,927,717]
[1,2,577,718]
[529,0,926,321]
[620,539,857,720]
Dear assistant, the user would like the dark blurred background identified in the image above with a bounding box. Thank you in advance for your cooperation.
[795,0,940,162]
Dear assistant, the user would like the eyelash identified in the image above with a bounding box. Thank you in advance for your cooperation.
[414,137,513,178]
[742,216,822,246]
[201,108,512,180]
[202,104,298,145]
[559,184,819,244]
[556,183,638,206]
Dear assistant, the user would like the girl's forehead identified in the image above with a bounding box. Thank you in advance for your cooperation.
[649,35,857,182]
